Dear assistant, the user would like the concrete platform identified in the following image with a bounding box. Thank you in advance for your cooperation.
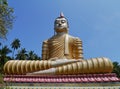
[4,86,120,89]
[3,82,120,89]
[4,73,120,83]
[3,73,120,89]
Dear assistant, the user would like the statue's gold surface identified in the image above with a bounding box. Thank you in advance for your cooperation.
[4,13,113,75]
[4,57,113,75]
[42,34,83,60]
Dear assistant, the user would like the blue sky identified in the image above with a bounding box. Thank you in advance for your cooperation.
[2,0,120,63]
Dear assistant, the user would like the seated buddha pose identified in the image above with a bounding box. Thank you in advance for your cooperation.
[4,13,113,75]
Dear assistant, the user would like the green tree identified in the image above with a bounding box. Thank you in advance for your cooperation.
[27,51,35,60]
[112,61,120,78]
[0,45,11,73]
[15,48,28,60]
[0,0,14,39]
[27,51,41,60]
[11,38,20,59]
[34,54,41,60]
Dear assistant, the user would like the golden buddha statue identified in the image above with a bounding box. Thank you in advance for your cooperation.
[42,12,83,60]
[4,13,113,75]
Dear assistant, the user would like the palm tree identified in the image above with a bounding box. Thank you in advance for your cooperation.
[27,51,35,60]
[0,45,11,63]
[11,38,20,59]
[0,45,12,73]
[27,51,41,60]
[34,54,41,60]
[112,61,120,77]
[15,48,28,60]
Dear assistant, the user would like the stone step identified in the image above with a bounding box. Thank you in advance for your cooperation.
[3,86,120,89]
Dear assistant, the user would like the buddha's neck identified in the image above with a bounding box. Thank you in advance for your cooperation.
[56,32,68,36]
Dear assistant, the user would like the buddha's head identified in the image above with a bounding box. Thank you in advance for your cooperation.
[54,12,69,33]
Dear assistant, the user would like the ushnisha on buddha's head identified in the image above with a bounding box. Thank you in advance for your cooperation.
[54,12,69,33]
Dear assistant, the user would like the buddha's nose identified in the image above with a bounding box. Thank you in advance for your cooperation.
[58,22,62,26]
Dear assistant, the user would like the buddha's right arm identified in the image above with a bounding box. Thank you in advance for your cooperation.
[42,40,49,60]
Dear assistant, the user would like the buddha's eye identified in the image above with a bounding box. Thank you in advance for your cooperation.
[55,20,60,24]
[61,20,66,23]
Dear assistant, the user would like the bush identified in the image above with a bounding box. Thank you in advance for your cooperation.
[0,73,3,84]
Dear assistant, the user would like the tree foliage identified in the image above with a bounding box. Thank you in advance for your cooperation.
[27,51,41,60]
[0,38,41,74]
[112,61,120,77]
[0,45,12,73]
[15,48,28,60]
[11,38,20,58]
[0,0,14,39]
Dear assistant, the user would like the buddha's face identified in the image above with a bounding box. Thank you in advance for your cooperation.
[54,17,68,33]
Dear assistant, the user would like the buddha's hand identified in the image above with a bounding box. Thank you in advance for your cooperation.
[77,59,84,62]
[49,57,58,61]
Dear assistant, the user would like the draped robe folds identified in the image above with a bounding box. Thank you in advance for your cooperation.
[42,33,83,60]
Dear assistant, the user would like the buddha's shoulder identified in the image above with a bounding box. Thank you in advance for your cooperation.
[43,40,48,44]
[43,36,57,43]
[68,35,82,41]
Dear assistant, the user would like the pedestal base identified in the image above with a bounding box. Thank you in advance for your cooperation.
[3,73,120,89]
[4,82,120,89]
[4,73,120,83]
